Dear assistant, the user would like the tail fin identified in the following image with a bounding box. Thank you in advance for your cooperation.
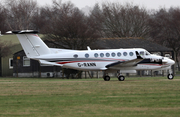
[8,30,50,58]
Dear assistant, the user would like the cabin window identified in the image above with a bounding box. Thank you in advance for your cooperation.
[9,58,13,69]
[23,56,30,66]
[73,54,78,58]
[111,52,116,57]
[123,52,127,56]
[94,53,98,58]
[129,52,134,56]
[85,53,89,58]
[117,52,121,57]
[100,53,104,57]
[106,53,110,57]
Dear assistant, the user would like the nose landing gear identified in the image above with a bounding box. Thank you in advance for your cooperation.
[167,69,174,80]
[167,74,174,80]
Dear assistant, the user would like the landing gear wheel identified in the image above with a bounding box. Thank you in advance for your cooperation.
[167,74,174,80]
[103,75,110,81]
[118,75,125,81]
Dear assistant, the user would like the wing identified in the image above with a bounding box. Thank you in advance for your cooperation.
[106,51,144,68]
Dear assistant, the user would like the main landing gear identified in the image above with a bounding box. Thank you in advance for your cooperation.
[103,72,125,81]
[103,75,125,81]
[118,75,125,81]
[103,75,110,81]
[117,71,125,81]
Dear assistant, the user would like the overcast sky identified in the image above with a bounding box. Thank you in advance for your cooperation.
[37,0,180,9]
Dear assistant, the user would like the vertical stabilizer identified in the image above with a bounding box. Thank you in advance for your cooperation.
[9,30,50,58]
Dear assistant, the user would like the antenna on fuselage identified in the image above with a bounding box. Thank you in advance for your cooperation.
[87,46,91,51]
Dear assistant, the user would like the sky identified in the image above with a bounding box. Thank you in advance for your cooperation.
[37,0,180,9]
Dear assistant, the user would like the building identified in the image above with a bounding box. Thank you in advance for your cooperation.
[0,35,22,76]
[13,50,62,77]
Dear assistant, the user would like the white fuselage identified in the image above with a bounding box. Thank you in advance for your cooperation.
[33,48,174,72]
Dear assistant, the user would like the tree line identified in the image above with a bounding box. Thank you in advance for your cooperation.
[1,0,180,69]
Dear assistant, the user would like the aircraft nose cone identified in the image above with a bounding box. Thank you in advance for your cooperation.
[163,57,175,66]
[169,59,175,65]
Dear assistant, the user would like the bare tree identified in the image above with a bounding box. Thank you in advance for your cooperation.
[0,39,12,76]
[90,2,150,38]
[89,3,104,37]
[31,6,53,32]
[149,8,180,70]
[0,40,12,57]
[44,0,99,50]
[0,3,9,33]
[5,0,38,30]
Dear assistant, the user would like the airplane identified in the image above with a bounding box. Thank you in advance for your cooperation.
[7,30,175,81]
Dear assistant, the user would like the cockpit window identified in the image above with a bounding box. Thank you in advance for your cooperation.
[140,51,150,56]
[145,51,150,55]
[140,51,144,56]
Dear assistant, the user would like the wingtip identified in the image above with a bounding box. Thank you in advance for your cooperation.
[6,30,39,34]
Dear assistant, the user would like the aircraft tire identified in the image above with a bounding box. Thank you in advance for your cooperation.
[167,74,174,80]
[104,76,110,81]
[118,75,125,81]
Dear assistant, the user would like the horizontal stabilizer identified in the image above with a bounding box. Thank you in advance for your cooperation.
[7,30,39,34]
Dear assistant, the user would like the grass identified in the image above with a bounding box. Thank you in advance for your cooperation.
[0,77,180,117]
